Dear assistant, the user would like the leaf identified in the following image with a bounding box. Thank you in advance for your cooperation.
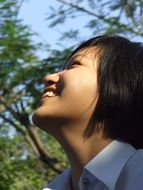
[88,0,96,9]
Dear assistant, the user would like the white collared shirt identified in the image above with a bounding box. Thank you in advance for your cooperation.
[42,140,143,190]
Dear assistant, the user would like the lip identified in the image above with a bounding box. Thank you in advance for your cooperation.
[43,87,57,94]
[39,87,59,105]
[39,94,58,106]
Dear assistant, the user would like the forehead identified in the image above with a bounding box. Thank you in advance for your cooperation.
[66,47,100,65]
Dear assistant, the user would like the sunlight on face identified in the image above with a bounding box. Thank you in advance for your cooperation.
[32,47,100,134]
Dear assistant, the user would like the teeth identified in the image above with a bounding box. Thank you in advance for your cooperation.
[43,91,56,98]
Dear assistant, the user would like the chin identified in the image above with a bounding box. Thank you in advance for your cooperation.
[32,109,43,128]
[32,108,66,135]
[32,112,52,134]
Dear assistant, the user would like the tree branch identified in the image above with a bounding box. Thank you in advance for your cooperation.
[26,124,63,173]
[0,114,26,135]
[57,0,107,20]
[56,0,140,35]
[0,98,19,121]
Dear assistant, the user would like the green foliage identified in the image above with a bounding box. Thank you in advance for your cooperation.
[0,133,68,190]
[0,0,39,102]
[0,0,69,189]
[0,136,46,190]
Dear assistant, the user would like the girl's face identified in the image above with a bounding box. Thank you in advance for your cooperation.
[32,47,99,133]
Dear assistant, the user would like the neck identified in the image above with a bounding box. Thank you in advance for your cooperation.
[54,124,113,190]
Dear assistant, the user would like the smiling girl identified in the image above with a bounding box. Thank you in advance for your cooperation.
[32,35,143,190]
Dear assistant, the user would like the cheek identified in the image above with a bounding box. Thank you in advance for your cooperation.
[62,71,98,113]
[64,70,97,97]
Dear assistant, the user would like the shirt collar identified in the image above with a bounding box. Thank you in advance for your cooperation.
[44,168,71,190]
[84,140,136,190]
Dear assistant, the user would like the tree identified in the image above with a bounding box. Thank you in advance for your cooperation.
[47,0,143,42]
[1,0,143,189]
[0,0,70,189]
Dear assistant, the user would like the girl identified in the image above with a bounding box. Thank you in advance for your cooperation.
[32,35,143,190]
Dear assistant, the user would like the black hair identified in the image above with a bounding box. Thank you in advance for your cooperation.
[71,35,143,149]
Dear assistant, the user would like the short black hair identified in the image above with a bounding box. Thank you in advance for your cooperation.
[71,35,143,149]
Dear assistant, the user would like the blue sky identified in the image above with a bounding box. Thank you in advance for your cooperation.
[19,0,90,58]
[18,0,143,57]
[19,0,61,56]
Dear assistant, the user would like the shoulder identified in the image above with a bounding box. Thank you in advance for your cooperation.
[43,168,71,190]
[125,149,143,170]
[115,149,143,190]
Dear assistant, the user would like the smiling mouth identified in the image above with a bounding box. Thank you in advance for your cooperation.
[42,91,57,98]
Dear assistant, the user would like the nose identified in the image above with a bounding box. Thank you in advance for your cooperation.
[43,72,60,86]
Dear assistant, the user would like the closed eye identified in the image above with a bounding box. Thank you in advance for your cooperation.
[67,60,81,69]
